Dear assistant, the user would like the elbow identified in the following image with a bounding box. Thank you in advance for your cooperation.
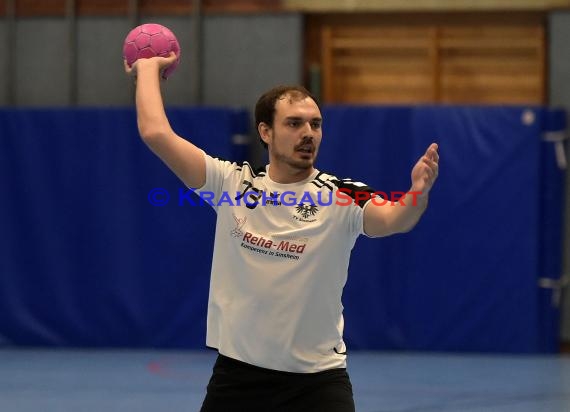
[138,124,170,144]
[388,215,421,235]
[397,215,422,234]
[137,113,172,142]
[397,223,416,234]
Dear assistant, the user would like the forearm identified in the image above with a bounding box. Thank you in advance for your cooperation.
[364,190,428,237]
[387,190,428,233]
[135,60,171,139]
[124,53,206,188]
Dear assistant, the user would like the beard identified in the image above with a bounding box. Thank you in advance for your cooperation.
[272,146,317,171]
[270,134,318,170]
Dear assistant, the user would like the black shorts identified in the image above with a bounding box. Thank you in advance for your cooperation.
[200,354,355,412]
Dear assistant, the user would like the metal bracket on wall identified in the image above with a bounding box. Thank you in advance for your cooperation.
[539,275,570,308]
[543,131,568,170]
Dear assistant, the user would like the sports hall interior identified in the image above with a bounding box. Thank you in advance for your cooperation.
[1,1,570,411]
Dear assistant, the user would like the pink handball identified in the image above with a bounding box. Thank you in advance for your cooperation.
[123,23,181,79]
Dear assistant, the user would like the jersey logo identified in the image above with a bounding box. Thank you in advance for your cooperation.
[295,203,319,219]
[231,214,247,238]
[293,203,319,223]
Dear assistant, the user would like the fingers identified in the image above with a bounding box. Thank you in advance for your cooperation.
[124,52,176,74]
[124,60,138,86]
[426,143,439,163]
[420,156,438,182]
[164,51,177,64]
[422,157,438,170]
[424,142,439,178]
[420,160,436,180]
[158,52,178,67]
[410,143,439,194]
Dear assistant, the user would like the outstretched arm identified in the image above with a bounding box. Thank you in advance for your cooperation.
[363,143,439,237]
[125,53,206,188]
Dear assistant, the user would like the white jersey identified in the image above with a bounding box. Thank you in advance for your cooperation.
[198,153,375,373]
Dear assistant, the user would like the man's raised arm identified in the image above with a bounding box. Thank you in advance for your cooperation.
[125,53,206,188]
[363,143,439,237]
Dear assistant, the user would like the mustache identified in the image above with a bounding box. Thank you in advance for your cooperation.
[295,137,315,150]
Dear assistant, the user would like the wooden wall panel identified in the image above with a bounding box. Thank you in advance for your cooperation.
[321,25,436,103]
[285,0,570,12]
[305,13,546,104]
[438,25,545,103]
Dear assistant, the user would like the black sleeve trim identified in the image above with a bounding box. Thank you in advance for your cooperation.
[331,178,377,208]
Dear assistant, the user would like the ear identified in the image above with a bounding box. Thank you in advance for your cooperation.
[258,122,272,146]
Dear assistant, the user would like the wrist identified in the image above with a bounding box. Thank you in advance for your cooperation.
[136,58,161,73]
[409,186,428,198]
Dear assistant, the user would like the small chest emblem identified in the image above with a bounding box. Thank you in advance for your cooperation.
[294,203,319,222]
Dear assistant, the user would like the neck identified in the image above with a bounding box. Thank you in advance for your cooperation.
[268,163,315,184]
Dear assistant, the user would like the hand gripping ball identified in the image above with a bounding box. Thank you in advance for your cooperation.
[123,23,181,79]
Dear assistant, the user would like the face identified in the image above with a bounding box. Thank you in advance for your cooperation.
[260,94,323,175]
